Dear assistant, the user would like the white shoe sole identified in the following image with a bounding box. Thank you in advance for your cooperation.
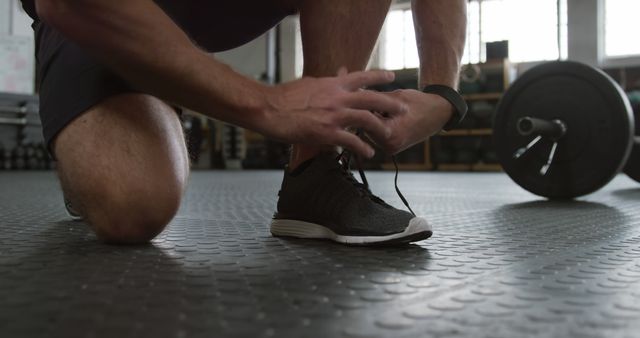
[64,201,83,221]
[270,217,432,245]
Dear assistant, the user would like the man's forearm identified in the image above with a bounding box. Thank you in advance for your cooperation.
[412,0,467,89]
[36,0,270,130]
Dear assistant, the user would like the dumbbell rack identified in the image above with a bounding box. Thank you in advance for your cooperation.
[0,92,48,170]
[433,128,501,171]
[380,142,431,171]
[0,93,39,133]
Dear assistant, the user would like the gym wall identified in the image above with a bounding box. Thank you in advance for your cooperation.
[215,35,269,81]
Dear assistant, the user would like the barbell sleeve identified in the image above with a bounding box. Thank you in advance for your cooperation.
[517,117,567,140]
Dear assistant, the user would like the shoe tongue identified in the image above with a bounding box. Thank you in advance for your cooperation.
[288,158,314,177]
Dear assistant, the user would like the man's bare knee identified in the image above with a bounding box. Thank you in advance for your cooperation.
[53,93,190,244]
[80,181,182,244]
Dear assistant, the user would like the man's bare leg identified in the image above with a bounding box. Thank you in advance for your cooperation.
[290,0,392,168]
[54,94,190,244]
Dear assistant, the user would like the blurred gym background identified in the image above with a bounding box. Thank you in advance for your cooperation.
[1,0,639,172]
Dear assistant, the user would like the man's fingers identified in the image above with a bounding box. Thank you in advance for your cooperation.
[342,70,395,90]
[336,66,348,77]
[340,109,390,142]
[332,130,375,159]
[343,90,407,117]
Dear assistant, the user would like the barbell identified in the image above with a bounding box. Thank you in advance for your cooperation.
[493,61,637,198]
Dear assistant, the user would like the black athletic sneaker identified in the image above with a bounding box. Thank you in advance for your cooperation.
[270,152,432,245]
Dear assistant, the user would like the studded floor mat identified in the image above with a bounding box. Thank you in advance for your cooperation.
[1,171,640,338]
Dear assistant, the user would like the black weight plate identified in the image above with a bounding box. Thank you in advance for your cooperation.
[623,103,640,182]
[494,61,634,199]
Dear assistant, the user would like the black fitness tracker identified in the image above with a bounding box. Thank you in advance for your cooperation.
[422,84,468,131]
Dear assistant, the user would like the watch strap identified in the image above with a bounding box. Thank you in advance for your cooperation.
[422,84,468,131]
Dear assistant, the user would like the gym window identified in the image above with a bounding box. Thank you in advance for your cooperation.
[379,9,419,70]
[378,0,568,70]
[465,0,568,64]
[603,0,640,58]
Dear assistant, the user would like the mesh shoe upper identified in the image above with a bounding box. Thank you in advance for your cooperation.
[274,152,415,236]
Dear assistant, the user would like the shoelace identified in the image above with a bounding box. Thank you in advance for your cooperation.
[336,132,416,217]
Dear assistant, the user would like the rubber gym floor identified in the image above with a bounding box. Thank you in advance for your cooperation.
[1,170,640,338]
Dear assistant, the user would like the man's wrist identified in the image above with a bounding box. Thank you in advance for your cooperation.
[245,82,275,134]
[213,73,273,134]
[428,93,455,125]
[421,84,467,131]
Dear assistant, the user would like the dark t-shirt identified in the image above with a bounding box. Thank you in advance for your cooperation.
[18,0,296,52]
[19,0,37,19]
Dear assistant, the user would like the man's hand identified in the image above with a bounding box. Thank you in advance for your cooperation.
[258,70,408,159]
[371,89,454,154]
